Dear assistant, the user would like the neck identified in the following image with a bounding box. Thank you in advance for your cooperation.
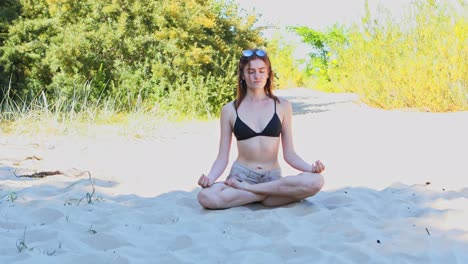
[245,89,268,102]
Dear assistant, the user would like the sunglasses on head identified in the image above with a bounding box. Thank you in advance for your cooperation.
[242,49,267,57]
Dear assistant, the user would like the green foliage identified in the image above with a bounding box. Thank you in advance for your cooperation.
[157,55,238,119]
[0,0,265,118]
[295,0,467,112]
[293,24,347,89]
[0,0,21,93]
[266,32,310,88]
[0,0,20,46]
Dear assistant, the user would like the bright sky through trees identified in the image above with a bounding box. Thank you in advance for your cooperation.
[232,0,463,59]
[233,0,409,58]
[233,0,413,31]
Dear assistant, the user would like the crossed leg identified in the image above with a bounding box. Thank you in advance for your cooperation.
[197,182,266,209]
[197,172,324,209]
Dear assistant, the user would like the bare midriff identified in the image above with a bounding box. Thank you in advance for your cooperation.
[235,136,281,173]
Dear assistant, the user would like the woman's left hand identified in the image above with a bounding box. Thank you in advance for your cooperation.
[312,160,325,173]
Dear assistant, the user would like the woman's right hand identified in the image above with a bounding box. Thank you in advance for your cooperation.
[198,174,213,188]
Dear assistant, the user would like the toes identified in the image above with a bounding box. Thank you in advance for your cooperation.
[225,179,239,188]
[225,179,234,186]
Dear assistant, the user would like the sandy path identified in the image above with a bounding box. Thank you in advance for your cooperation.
[1,88,467,196]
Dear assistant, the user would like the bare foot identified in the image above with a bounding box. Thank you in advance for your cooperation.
[225,178,250,191]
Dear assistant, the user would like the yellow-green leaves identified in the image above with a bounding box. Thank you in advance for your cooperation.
[0,0,265,118]
[295,0,467,112]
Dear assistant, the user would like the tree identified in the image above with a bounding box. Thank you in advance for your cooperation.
[0,0,265,114]
[293,24,347,86]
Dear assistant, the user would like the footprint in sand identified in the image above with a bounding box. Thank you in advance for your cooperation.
[320,222,366,243]
[81,233,133,251]
[30,207,64,224]
[320,194,355,209]
[131,212,180,225]
[176,196,200,208]
[280,200,322,217]
[24,228,59,243]
[167,235,193,251]
[341,247,372,263]
[272,244,324,261]
[66,253,130,264]
[0,220,25,230]
[241,219,289,237]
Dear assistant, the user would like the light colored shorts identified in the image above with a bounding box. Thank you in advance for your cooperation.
[226,161,282,184]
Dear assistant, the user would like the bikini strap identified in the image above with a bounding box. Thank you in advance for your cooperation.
[233,100,238,116]
[274,99,277,113]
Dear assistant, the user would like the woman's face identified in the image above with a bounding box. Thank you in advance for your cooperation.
[242,58,268,90]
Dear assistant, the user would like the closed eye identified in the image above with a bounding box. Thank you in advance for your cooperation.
[248,68,267,74]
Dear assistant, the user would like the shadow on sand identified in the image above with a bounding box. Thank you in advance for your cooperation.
[1,167,467,262]
[278,90,360,115]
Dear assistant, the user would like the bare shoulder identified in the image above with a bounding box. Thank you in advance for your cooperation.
[276,96,290,104]
[220,100,236,120]
[222,100,236,112]
[276,96,292,112]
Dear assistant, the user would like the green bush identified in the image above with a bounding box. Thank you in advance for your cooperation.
[0,0,264,118]
[266,31,310,89]
[295,0,467,112]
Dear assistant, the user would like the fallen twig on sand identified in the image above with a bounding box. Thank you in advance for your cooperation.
[2,155,43,166]
[25,155,42,161]
[14,170,63,178]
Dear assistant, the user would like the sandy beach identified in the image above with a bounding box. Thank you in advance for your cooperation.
[1,88,467,263]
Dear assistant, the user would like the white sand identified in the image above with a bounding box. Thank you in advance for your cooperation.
[1,88,467,263]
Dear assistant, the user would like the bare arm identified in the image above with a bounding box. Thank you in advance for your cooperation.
[198,104,233,187]
[280,99,325,173]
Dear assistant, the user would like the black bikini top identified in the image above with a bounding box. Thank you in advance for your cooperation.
[233,100,282,141]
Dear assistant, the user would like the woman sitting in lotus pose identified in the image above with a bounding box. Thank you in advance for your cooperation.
[197,49,325,209]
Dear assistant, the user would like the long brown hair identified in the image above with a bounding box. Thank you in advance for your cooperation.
[234,48,279,109]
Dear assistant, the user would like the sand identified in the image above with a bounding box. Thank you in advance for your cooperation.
[1,88,467,263]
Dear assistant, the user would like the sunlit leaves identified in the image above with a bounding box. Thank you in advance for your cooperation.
[295,0,467,111]
[0,0,264,116]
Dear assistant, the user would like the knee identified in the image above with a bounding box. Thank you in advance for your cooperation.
[303,173,325,195]
[197,189,221,209]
